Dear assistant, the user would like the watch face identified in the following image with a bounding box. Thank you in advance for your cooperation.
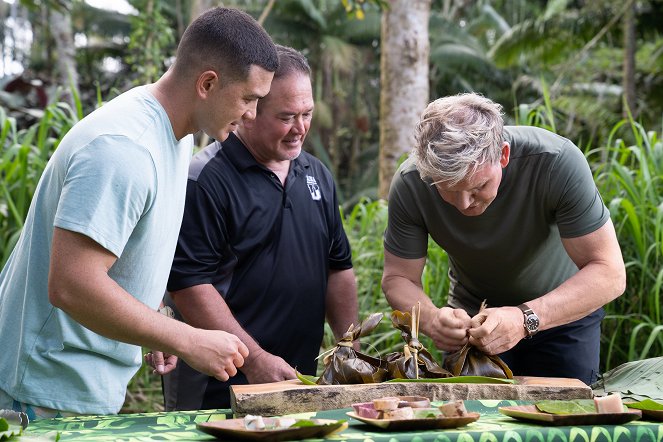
[525,315,539,332]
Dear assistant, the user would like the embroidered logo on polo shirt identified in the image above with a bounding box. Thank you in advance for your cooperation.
[306,175,321,200]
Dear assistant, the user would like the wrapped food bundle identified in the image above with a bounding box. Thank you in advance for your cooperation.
[442,301,513,379]
[316,312,389,385]
[386,303,453,380]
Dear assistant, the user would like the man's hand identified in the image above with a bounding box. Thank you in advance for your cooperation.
[468,306,525,354]
[179,329,249,382]
[427,307,473,352]
[144,351,178,375]
[241,349,296,384]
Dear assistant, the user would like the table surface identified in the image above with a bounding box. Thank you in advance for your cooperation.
[26,400,663,441]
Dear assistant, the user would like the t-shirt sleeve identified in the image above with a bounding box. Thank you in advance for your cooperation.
[167,179,227,291]
[383,167,429,259]
[54,136,156,257]
[547,141,610,238]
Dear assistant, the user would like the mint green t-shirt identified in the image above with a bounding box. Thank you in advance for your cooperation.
[384,126,609,315]
[0,86,193,414]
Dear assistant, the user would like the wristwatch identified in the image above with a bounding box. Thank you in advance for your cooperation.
[517,303,540,338]
[158,305,175,319]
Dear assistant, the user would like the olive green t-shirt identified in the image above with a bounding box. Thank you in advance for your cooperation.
[384,126,609,315]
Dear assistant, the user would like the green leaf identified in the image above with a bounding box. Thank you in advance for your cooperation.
[625,399,663,411]
[385,376,515,384]
[0,419,8,432]
[535,399,597,415]
[295,370,319,385]
[290,419,345,428]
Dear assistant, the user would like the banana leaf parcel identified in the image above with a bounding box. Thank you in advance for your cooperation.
[316,312,389,385]
[443,344,513,378]
[386,305,453,380]
[442,302,513,379]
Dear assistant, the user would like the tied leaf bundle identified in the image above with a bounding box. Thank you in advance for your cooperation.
[317,313,389,385]
[386,303,453,380]
[442,301,513,379]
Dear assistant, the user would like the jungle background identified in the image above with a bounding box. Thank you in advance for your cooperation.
[0,0,661,413]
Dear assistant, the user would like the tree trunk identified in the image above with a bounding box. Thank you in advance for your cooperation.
[190,0,215,22]
[622,0,636,119]
[378,0,431,199]
[50,5,79,107]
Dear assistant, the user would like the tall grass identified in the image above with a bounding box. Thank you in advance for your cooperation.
[0,101,80,267]
[589,122,663,368]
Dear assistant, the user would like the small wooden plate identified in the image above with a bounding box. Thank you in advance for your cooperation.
[499,405,642,426]
[346,411,480,431]
[196,418,347,441]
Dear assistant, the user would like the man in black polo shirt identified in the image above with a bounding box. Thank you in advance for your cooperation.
[162,45,359,410]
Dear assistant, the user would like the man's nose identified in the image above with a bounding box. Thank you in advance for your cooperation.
[292,116,305,133]
[243,102,258,121]
[456,192,473,209]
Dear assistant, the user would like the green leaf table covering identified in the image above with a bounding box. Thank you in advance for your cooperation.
[24,400,663,441]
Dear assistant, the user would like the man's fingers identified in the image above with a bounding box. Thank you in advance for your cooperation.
[152,351,166,374]
[238,342,249,358]
[233,352,245,368]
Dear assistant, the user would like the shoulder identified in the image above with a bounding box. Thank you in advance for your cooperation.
[189,141,224,181]
[297,151,335,182]
[505,126,577,158]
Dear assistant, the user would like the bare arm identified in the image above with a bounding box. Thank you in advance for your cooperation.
[470,219,626,354]
[170,284,296,383]
[382,249,472,351]
[325,268,359,343]
[48,228,248,381]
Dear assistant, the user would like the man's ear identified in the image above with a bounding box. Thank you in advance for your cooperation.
[196,70,218,99]
[500,142,510,168]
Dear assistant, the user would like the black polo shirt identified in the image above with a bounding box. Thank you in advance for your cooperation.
[168,132,352,376]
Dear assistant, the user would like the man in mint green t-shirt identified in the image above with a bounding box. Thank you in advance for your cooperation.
[382,93,625,384]
[0,8,278,417]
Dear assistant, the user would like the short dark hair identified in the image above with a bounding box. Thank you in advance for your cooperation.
[273,45,311,79]
[256,45,312,114]
[172,7,279,82]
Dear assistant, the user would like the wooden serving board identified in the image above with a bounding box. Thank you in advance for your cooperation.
[230,376,592,416]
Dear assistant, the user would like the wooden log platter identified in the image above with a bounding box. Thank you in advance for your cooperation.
[230,376,592,416]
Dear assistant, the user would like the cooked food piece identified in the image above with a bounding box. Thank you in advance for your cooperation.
[383,406,414,420]
[398,396,431,408]
[373,396,401,411]
[243,414,266,430]
[594,393,625,413]
[274,417,297,428]
[438,400,468,417]
[352,402,382,419]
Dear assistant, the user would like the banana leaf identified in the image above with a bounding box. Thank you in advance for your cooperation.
[386,308,453,380]
[535,399,597,415]
[443,344,513,379]
[592,357,663,401]
[316,313,389,385]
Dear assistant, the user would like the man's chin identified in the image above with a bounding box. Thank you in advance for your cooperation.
[459,206,486,216]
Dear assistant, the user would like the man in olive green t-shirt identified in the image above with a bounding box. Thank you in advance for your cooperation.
[382,93,625,384]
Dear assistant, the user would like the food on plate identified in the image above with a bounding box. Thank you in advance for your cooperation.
[438,400,468,417]
[242,415,344,431]
[352,396,463,421]
[594,393,625,413]
[243,414,266,430]
[383,406,414,420]
[373,397,400,411]
[442,301,513,379]
[535,396,628,415]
